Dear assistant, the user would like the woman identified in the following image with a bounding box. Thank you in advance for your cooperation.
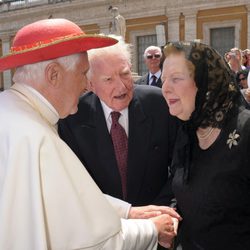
[236,69,249,89]
[242,49,250,69]
[236,69,250,104]
[161,41,250,249]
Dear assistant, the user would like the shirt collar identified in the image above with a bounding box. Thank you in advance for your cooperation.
[100,99,128,122]
[149,69,161,80]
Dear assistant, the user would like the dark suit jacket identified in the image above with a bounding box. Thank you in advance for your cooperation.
[135,73,162,88]
[58,85,178,206]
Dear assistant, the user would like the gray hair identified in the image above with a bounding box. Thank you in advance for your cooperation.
[143,45,162,58]
[13,53,82,83]
[87,34,132,80]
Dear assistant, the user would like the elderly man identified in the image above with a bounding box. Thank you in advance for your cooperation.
[59,36,178,206]
[136,45,163,88]
[0,19,180,250]
[59,36,179,249]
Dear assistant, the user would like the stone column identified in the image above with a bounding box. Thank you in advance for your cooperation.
[179,12,185,41]
[184,10,197,42]
[1,35,12,89]
[167,12,179,42]
[246,4,250,49]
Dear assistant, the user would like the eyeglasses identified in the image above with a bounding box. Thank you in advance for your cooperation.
[146,54,161,59]
[239,77,246,81]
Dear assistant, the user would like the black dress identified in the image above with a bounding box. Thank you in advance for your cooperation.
[173,107,250,250]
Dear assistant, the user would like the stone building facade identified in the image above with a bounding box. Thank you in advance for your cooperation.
[0,0,250,88]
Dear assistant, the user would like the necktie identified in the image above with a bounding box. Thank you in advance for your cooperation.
[151,75,157,86]
[110,111,128,199]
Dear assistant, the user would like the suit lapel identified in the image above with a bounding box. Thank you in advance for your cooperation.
[146,73,150,85]
[127,94,152,202]
[80,95,123,198]
[156,77,162,87]
[140,73,149,85]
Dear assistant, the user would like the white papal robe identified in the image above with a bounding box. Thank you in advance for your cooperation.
[0,83,158,250]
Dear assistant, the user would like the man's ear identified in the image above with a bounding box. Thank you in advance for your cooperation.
[45,62,63,88]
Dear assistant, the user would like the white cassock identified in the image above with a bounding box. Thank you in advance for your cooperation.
[0,83,158,250]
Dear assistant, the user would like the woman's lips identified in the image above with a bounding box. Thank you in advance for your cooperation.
[168,99,179,105]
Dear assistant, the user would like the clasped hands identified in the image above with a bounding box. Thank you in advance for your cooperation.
[128,205,182,248]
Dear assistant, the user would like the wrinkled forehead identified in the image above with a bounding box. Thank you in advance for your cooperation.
[90,53,130,73]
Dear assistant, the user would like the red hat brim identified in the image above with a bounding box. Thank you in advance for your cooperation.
[0,34,117,72]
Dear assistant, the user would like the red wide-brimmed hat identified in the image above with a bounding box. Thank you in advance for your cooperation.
[0,18,117,72]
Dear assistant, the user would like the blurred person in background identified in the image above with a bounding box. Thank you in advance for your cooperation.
[225,47,246,73]
[236,69,250,104]
[242,49,250,69]
[236,69,249,89]
[136,46,163,88]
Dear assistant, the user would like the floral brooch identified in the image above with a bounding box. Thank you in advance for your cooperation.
[227,129,240,149]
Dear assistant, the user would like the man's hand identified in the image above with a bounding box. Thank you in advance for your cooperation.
[151,214,177,248]
[128,205,181,248]
[128,205,181,220]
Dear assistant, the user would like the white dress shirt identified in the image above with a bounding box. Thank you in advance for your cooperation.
[100,100,129,136]
[149,70,161,85]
